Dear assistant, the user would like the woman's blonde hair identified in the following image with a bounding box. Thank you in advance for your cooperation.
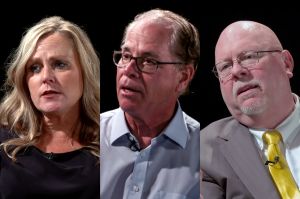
[0,16,100,161]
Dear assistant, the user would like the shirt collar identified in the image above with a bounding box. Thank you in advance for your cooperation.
[277,93,300,145]
[161,103,189,148]
[110,108,130,145]
[110,103,189,149]
[250,93,300,146]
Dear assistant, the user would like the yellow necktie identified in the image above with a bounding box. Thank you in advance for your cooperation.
[263,130,300,199]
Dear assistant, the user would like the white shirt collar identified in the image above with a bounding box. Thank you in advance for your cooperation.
[250,93,300,148]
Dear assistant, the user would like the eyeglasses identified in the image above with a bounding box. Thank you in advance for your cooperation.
[212,50,282,80]
[113,51,185,74]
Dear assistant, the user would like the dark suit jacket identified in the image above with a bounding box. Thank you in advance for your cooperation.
[200,117,281,199]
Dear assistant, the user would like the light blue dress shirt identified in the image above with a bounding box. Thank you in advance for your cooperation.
[250,93,300,188]
[100,104,200,199]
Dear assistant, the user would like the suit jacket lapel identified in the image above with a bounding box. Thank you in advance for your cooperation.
[217,122,280,199]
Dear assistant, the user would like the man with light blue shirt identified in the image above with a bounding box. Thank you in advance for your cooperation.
[200,20,300,198]
[100,8,200,199]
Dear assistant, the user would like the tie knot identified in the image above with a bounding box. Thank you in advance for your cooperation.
[262,130,282,145]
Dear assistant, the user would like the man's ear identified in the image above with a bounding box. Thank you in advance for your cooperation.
[176,64,195,94]
[282,50,294,78]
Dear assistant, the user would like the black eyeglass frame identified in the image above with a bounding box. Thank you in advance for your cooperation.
[113,50,185,73]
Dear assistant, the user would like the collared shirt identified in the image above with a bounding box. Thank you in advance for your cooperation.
[249,93,300,187]
[100,104,200,199]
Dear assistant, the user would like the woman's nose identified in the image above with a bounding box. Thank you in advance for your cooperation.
[42,65,55,83]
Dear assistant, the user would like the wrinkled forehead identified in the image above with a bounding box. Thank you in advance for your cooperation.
[216,32,265,55]
[215,22,282,57]
[122,21,172,52]
[125,19,172,37]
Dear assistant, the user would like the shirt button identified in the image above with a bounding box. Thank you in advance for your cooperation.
[130,145,137,151]
[129,135,134,141]
[133,185,139,192]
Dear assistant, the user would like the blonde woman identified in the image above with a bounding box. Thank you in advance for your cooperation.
[0,16,100,198]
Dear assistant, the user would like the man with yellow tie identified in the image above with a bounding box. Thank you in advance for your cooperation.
[200,20,300,199]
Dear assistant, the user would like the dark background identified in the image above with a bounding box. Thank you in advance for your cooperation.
[0,2,299,128]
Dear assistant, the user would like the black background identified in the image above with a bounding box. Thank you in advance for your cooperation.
[0,2,299,128]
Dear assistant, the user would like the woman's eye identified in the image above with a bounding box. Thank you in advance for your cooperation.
[54,61,67,69]
[29,64,42,73]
